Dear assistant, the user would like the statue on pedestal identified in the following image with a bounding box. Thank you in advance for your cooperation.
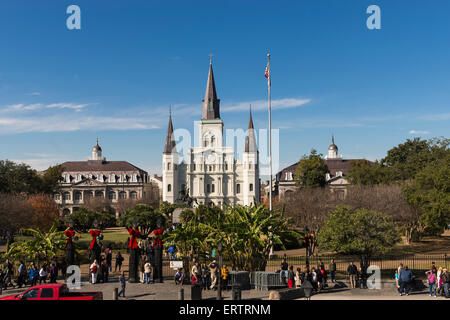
[152,228,164,283]
[88,229,101,264]
[128,228,141,283]
[64,226,76,266]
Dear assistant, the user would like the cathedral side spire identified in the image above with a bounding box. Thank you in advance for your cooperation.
[202,59,221,120]
[163,113,176,154]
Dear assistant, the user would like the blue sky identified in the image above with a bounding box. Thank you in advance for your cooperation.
[0,0,449,177]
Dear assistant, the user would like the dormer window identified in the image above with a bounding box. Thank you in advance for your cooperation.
[97,174,103,182]
[132,174,137,182]
[336,171,343,177]
[63,174,70,183]
[76,174,82,181]
[109,174,115,183]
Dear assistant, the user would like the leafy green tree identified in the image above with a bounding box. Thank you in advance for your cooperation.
[295,149,329,188]
[66,208,114,232]
[5,224,65,266]
[347,160,390,185]
[404,155,450,235]
[39,165,63,194]
[381,137,449,182]
[318,206,400,277]
[0,160,41,194]
[117,204,167,238]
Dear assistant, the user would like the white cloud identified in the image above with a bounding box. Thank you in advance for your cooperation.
[0,115,159,134]
[418,113,450,121]
[4,103,43,111]
[46,103,92,111]
[29,92,41,96]
[409,130,430,135]
[222,98,311,112]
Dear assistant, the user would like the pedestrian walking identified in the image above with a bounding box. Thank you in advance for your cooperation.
[115,252,124,272]
[398,265,414,296]
[39,265,47,284]
[221,265,229,290]
[329,259,336,283]
[441,268,449,298]
[347,262,357,289]
[105,246,113,273]
[426,269,437,297]
[118,272,126,298]
[144,260,152,284]
[287,265,295,288]
[50,263,58,283]
[280,258,288,285]
[208,260,218,290]
[201,263,209,290]
[437,266,443,296]
[295,267,303,288]
[90,259,99,284]
[17,261,27,288]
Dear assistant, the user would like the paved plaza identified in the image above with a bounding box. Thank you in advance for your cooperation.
[1,277,447,300]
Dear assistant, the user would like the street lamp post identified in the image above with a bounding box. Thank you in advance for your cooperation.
[217,239,222,301]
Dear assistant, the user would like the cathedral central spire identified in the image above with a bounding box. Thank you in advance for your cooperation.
[202,60,221,120]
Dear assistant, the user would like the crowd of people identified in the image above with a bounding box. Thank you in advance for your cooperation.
[173,257,230,291]
[279,258,340,293]
[394,262,450,298]
[0,258,68,290]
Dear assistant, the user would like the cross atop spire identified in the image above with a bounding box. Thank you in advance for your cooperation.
[202,59,220,120]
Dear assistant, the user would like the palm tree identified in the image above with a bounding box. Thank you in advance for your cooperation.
[5,223,65,267]
[165,204,293,272]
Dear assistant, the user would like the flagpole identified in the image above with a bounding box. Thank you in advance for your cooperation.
[267,53,274,257]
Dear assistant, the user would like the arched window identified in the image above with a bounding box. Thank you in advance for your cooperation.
[108,191,116,200]
[119,191,127,199]
[167,162,171,170]
[168,184,172,192]
[130,191,138,199]
[54,193,61,200]
[63,192,71,200]
[236,184,241,194]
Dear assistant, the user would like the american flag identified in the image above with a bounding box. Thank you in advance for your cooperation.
[265,64,271,88]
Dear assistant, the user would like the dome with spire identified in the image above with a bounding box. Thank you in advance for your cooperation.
[328,135,338,150]
[90,139,104,161]
[92,139,102,152]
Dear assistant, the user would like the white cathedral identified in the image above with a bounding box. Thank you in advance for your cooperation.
[162,61,260,207]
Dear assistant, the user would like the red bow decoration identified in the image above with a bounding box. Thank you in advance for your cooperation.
[128,228,140,249]
[64,228,75,249]
[304,234,311,246]
[152,228,164,248]
[89,229,101,250]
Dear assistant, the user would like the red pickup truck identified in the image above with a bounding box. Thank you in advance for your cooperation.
[0,283,103,300]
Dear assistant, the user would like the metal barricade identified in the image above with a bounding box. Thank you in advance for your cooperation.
[253,271,287,290]
[228,271,251,290]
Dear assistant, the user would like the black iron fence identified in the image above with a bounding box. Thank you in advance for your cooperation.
[265,253,449,278]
